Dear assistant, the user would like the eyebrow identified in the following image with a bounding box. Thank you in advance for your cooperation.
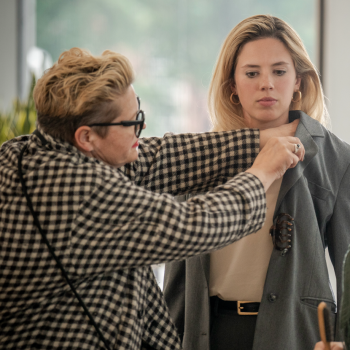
[241,61,290,68]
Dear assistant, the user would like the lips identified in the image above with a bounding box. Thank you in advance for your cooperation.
[132,141,139,148]
[258,97,277,102]
[258,97,277,107]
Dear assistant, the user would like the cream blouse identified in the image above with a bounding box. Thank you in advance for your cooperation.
[209,178,282,302]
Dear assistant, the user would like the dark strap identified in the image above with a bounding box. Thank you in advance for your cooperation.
[18,141,111,350]
[33,129,48,146]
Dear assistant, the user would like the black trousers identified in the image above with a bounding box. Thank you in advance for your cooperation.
[210,297,257,350]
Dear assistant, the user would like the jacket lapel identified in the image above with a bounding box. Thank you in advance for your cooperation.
[200,253,211,286]
[275,111,324,213]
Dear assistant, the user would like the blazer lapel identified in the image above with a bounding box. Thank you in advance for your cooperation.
[200,253,210,286]
[275,111,323,213]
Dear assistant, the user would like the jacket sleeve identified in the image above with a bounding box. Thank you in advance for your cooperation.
[121,129,260,195]
[163,259,186,342]
[340,246,350,348]
[163,193,192,342]
[70,171,266,273]
[326,163,350,340]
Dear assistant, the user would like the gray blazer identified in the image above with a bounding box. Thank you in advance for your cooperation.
[164,111,350,350]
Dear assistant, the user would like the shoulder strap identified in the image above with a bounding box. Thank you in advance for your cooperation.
[17,141,111,350]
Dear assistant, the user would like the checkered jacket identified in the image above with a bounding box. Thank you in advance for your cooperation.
[0,129,265,349]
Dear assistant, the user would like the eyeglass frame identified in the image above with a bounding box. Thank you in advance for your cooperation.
[87,97,145,138]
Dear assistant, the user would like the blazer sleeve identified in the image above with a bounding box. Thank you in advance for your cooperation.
[121,129,260,195]
[326,163,350,340]
[340,246,350,348]
[70,171,266,273]
[163,259,186,342]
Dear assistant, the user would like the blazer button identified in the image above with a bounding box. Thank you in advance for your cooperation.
[268,293,277,302]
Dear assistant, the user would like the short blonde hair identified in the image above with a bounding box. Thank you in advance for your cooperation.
[34,47,134,143]
[208,15,329,131]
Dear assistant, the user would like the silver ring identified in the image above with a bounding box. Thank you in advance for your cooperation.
[293,143,300,154]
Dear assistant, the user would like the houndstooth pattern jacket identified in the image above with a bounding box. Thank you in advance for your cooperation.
[0,128,266,349]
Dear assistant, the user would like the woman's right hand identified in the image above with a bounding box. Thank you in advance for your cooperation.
[246,136,304,191]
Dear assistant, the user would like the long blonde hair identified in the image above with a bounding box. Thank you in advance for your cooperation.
[208,15,329,131]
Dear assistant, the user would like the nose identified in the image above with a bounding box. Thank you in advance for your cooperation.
[260,73,274,91]
[143,122,147,130]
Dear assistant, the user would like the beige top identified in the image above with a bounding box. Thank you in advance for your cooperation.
[209,177,283,302]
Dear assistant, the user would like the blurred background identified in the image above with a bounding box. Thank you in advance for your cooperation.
[0,0,348,290]
[34,0,317,137]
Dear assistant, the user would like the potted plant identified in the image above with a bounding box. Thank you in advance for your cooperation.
[0,75,37,146]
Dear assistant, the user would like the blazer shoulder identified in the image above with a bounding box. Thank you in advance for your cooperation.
[300,111,350,163]
[321,127,350,163]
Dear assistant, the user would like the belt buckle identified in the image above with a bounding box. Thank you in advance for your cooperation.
[237,301,258,315]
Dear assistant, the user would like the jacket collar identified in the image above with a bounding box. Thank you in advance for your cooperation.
[289,110,324,137]
[200,253,211,285]
[275,110,323,214]
[33,127,79,154]
[32,127,95,165]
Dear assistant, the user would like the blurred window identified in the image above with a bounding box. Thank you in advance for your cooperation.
[37,0,317,289]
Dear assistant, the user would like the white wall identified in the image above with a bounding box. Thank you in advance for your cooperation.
[321,0,350,300]
[0,0,18,111]
[323,0,350,144]
[18,0,36,101]
[0,0,35,111]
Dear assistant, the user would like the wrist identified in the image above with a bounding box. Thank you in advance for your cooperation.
[259,130,267,150]
[245,167,275,192]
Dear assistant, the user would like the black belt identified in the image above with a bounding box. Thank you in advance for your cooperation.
[210,296,260,315]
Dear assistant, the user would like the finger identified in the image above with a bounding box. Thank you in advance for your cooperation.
[295,141,305,161]
[298,144,305,161]
[284,136,302,144]
[289,142,304,161]
[289,142,299,155]
[289,153,300,168]
[313,341,325,350]
[294,143,302,157]
[291,141,304,161]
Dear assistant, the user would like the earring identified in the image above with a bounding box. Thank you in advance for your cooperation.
[230,92,241,105]
[292,91,302,103]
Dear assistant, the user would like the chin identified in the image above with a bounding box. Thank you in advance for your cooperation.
[129,152,139,163]
[257,109,278,117]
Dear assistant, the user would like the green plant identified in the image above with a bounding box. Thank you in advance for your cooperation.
[0,75,37,146]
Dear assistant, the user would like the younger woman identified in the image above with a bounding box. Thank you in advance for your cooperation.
[164,15,350,350]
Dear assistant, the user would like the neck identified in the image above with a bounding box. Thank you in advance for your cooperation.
[243,111,289,130]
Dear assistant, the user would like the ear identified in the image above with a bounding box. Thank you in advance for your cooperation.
[74,126,95,152]
[230,82,237,95]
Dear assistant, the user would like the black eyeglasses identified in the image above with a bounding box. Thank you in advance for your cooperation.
[88,97,145,138]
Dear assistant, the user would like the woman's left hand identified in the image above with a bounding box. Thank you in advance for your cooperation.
[313,341,344,349]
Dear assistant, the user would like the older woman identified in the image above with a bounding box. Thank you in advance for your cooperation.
[0,48,301,349]
[164,15,350,350]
